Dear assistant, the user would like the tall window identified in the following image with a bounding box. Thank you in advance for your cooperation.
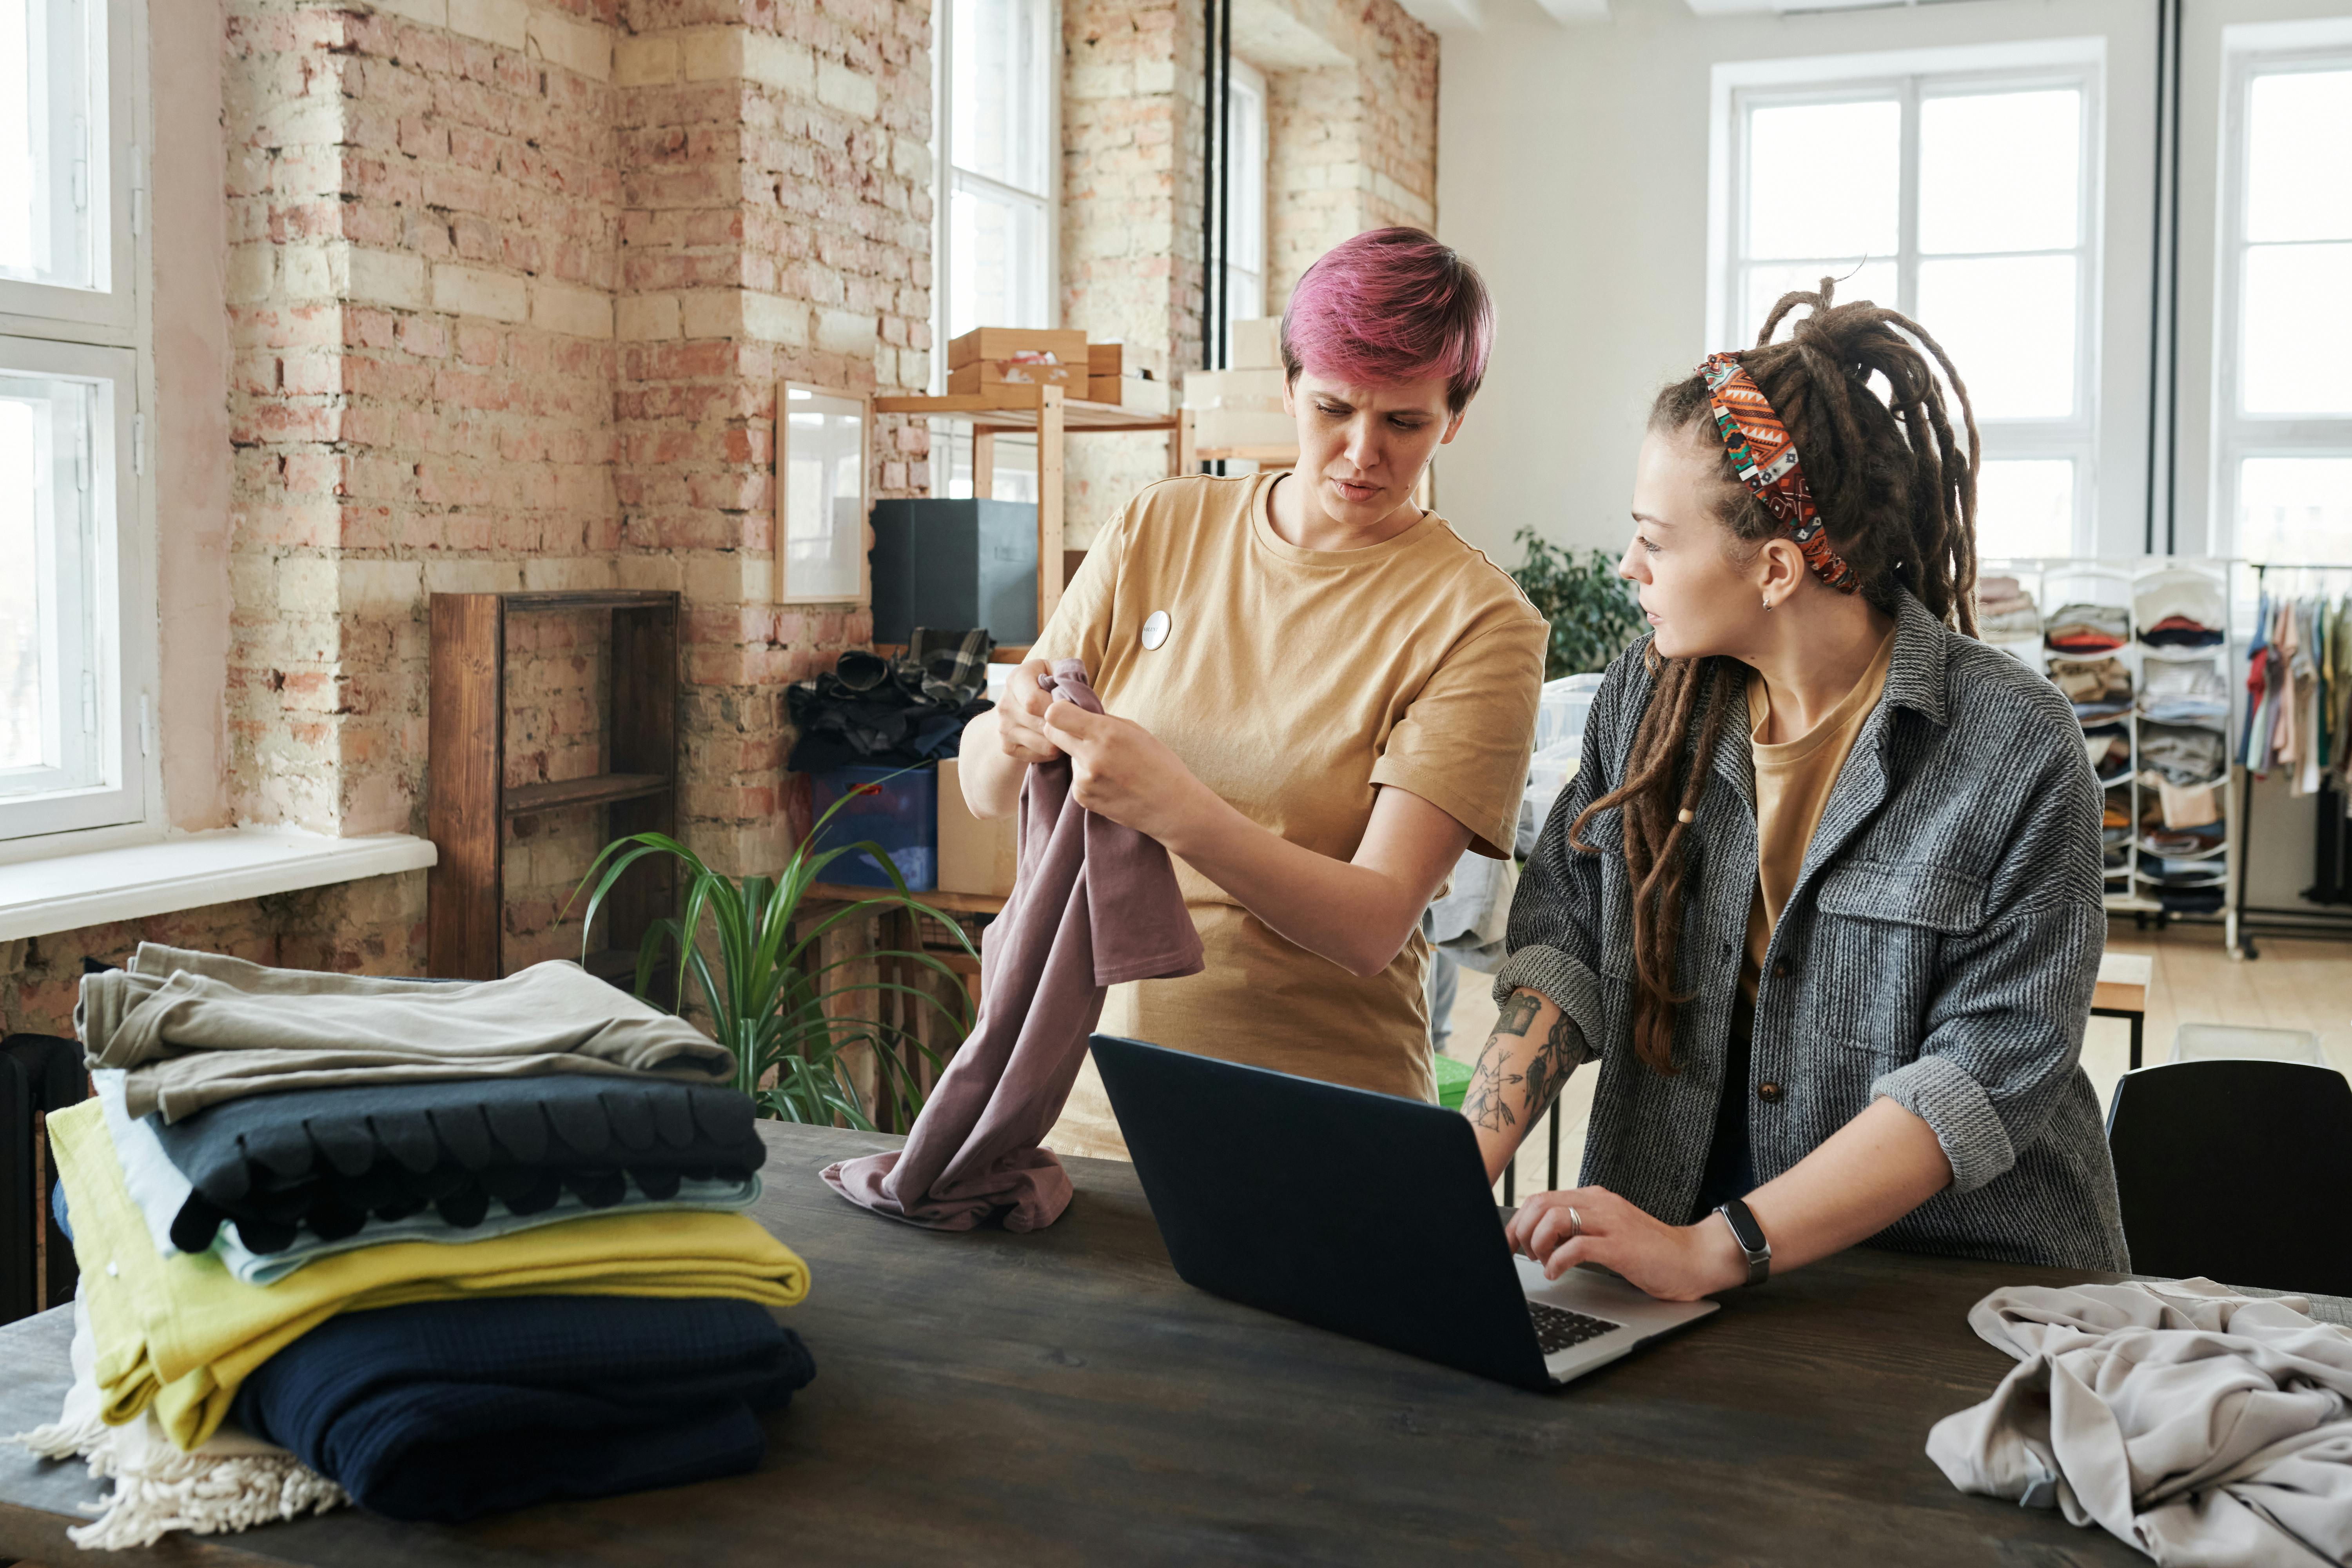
[1725,65,2099,561]
[936,0,1055,345]
[2217,46,2352,564]
[1,0,147,846]
[1219,57,1268,360]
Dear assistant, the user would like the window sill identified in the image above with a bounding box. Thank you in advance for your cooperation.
[0,828,438,944]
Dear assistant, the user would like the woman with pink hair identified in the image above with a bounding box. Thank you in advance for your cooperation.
[959,227,1546,1157]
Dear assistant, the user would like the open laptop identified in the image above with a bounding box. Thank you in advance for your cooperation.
[1090,1034,1717,1390]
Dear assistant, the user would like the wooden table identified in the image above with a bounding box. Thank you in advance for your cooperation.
[2092,951,2154,1070]
[0,1123,2261,1566]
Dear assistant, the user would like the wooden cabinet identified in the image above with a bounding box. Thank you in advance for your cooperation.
[427,590,679,981]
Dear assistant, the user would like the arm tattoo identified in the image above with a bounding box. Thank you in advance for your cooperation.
[1463,990,1544,1134]
[1519,1011,1582,1121]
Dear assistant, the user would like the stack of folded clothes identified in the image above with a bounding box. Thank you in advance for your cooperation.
[2084,726,2132,786]
[2101,787,2132,877]
[15,945,812,1549]
[2044,602,2127,654]
[1975,577,2043,658]
[2049,656,2133,722]
[2133,568,2227,650]
[2137,789,2225,867]
[2138,722,2227,788]
[2138,655,2229,727]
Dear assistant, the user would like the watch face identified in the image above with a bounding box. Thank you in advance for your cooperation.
[1721,1200,1766,1254]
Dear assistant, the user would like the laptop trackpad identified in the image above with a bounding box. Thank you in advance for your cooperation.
[1515,1254,1720,1338]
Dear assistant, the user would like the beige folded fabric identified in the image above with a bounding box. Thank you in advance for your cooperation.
[79,944,733,1122]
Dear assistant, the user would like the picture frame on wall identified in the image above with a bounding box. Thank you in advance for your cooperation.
[776,382,872,606]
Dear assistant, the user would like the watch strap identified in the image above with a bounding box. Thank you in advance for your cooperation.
[1715,1197,1771,1287]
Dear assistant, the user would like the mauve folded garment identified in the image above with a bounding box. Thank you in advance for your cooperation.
[823,659,1204,1231]
[150,1074,768,1254]
[230,1296,815,1523]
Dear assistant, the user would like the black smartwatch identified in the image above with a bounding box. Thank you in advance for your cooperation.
[1714,1197,1771,1287]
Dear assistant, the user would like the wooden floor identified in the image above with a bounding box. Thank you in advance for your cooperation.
[1441,921,2352,1201]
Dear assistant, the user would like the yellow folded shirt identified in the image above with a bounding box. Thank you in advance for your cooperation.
[49,1098,809,1452]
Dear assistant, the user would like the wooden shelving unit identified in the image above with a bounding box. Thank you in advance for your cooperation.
[873,383,1194,633]
[427,589,680,981]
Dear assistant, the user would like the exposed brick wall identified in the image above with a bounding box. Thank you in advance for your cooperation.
[0,873,426,1038]
[166,0,934,987]
[1057,0,1439,547]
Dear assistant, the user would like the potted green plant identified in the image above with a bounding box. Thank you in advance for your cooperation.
[1509,526,1645,679]
[573,782,980,1131]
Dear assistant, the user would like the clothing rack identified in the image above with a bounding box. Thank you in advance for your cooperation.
[2232,561,2352,956]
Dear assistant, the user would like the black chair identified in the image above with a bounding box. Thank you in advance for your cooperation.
[1,1033,87,1325]
[2105,1059,2352,1298]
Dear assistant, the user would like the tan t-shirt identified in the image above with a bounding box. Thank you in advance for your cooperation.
[1741,627,1898,997]
[1031,472,1546,1158]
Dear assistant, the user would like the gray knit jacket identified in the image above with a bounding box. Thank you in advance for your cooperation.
[1493,590,2130,1272]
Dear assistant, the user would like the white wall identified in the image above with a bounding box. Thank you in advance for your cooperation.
[1434,0,2157,566]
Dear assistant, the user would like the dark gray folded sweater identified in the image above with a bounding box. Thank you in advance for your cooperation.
[148,1073,767,1254]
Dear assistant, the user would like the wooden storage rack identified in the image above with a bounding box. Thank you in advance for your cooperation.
[427,589,679,981]
[872,383,1194,633]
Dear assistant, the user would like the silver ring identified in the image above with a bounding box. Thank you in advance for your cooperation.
[1566,1206,1583,1240]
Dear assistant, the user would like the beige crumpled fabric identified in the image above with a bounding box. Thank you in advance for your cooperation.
[11,1293,345,1549]
[78,943,734,1122]
[1927,1277,2352,1567]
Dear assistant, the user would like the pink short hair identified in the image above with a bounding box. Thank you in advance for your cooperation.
[1279,227,1493,413]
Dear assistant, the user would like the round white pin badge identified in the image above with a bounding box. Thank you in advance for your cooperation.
[1141,609,1171,650]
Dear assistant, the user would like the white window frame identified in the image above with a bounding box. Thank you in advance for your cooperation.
[0,0,154,853]
[1711,40,2105,557]
[1220,55,1268,362]
[930,0,1059,385]
[2211,20,2352,564]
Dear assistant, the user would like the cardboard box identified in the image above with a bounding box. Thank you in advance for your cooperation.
[937,758,1018,897]
[948,359,1085,394]
[1088,342,1123,377]
[1087,375,1171,413]
[1230,317,1283,370]
[1182,366,1288,411]
[946,327,1087,370]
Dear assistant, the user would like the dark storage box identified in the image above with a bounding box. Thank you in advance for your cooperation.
[809,764,938,890]
[869,499,1038,646]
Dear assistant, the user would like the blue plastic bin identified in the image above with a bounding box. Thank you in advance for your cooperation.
[809,764,938,890]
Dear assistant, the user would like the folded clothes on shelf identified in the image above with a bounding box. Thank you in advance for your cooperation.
[2051,656,2132,720]
[2137,723,2226,786]
[2045,603,2128,653]
[2086,728,2132,784]
[2132,569,2227,648]
[2138,613,2225,649]
[2141,857,2229,886]
[2156,886,2225,913]
[1975,576,2043,638]
[2139,657,2229,725]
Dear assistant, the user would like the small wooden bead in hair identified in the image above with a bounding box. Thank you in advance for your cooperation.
[1677,808,1695,824]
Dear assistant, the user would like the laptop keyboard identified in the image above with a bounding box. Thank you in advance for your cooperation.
[1529,1299,1622,1356]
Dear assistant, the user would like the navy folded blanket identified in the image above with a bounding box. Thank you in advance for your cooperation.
[149,1074,768,1254]
[230,1295,815,1523]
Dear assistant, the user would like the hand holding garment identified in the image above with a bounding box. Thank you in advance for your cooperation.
[229,1296,814,1523]
[134,1071,767,1256]
[48,1099,808,1452]
[823,659,1203,1231]
[79,944,734,1122]
[1927,1277,2352,1566]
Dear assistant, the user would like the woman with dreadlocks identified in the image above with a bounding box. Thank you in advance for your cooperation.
[1468,281,2126,1300]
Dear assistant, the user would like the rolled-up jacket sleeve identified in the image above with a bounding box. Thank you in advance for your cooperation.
[1868,734,2106,1195]
[1488,651,1639,1069]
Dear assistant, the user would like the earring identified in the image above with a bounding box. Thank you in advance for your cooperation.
[1762,596,1775,612]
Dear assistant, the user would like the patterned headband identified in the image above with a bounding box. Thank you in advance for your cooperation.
[1698,352,1858,595]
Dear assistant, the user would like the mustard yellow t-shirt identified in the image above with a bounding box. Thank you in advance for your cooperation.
[1740,626,1897,997]
[1033,472,1546,1157]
